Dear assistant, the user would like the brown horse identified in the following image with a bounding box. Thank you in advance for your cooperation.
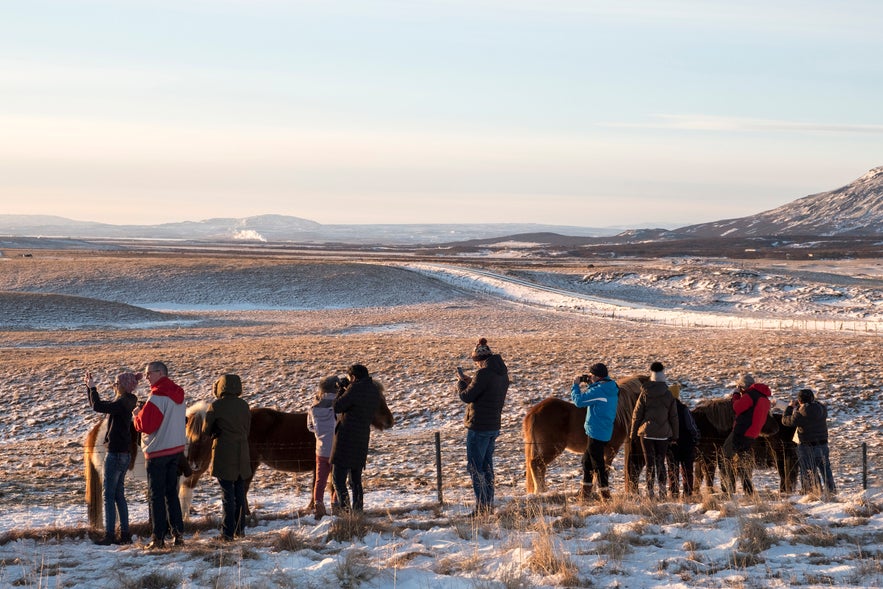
[523,375,648,494]
[691,397,780,494]
[184,380,394,515]
[84,402,214,529]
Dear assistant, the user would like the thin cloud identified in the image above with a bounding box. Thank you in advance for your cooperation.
[607,114,883,135]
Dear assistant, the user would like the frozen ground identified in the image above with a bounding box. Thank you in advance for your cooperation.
[0,251,881,588]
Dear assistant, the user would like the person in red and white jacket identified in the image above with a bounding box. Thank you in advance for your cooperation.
[134,361,187,550]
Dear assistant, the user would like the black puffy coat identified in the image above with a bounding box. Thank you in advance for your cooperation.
[457,354,509,431]
[331,377,381,470]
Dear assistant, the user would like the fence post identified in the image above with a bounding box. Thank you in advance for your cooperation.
[435,431,444,505]
[862,442,868,491]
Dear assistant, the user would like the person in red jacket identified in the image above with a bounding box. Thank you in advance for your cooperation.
[722,373,772,496]
[134,361,187,550]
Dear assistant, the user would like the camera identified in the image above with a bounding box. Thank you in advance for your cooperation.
[579,374,591,384]
[337,377,350,391]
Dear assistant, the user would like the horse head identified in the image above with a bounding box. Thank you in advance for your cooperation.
[185,401,213,474]
[371,380,394,430]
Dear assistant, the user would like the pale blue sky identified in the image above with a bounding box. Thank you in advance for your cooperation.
[2,0,882,227]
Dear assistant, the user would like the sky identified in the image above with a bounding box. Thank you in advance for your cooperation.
[2,0,883,228]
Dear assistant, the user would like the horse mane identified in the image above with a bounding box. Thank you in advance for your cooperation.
[615,375,648,427]
[186,400,211,442]
[692,397,734,434]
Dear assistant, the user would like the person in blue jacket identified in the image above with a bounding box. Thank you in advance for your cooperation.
[571,363,619,501]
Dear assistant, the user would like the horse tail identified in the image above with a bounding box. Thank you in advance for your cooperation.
[523,409,538,494]
[84,421,102,528]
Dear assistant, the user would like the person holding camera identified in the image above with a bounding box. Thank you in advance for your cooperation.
[85,370,140,545]
[782,388,835,497]
[456,337,509,517]
[571,363,619,501]
[307,375,340,519]
[721,373,772,496]
[331,364,382,514]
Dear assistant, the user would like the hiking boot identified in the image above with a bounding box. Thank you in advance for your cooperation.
[314,503,327,520]
[94,536,114,546]
[173,534,185,547]
[118,534,133,545]
[145,538,165,550]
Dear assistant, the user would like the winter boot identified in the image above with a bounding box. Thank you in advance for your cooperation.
[577,483,594,503]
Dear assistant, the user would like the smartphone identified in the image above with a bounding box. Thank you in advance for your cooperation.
[456,366,465,377]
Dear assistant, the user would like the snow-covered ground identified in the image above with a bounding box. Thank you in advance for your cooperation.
[0,251,881,588]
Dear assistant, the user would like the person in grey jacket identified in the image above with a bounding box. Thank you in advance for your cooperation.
[456,338,509,516]
[307,376,338,519]
[629,362,678,500]
[782,388,835,497]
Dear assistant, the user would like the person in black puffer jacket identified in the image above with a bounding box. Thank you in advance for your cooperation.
[456,337,509,516]
[331,364,382,514]
[782,388,835,497]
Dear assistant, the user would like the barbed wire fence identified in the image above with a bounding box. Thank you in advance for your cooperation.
[0,429,878,532]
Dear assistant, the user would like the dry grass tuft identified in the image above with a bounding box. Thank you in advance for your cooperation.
[736,517,775,555]
[336,548,380,588]
[791,524,836,547]
[524,522,579,583]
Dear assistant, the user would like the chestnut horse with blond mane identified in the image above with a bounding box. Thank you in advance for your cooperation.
[523,375,648,494]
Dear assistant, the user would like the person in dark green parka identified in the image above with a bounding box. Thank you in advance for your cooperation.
[205,374,252,540]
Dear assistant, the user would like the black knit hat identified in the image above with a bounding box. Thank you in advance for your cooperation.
[589,363,608,378]
[798,388,815,403]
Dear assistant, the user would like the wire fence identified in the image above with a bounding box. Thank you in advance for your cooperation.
[1,430,878,530]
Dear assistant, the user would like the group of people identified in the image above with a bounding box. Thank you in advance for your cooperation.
[85,340,836,548]
[86,359,386,548]
[86,362,252,548]
[570,362,836,502]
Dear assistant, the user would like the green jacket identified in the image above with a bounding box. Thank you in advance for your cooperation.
[205,374,252,481]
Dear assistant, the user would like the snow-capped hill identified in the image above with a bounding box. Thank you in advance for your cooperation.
[675,166,883,237]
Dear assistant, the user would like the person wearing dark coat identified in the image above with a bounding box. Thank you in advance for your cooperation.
[205,374,252,540]
[456,338,509,516]
[666,384,700,498]
[85,370,140,545]
[331,364,382,513]
[782,388,835,497]
[629,362,678,500]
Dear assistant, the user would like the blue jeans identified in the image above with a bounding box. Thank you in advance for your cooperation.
[798,443,836,494]
[103,452,131,536]
[218,477,246,538]
[146,454,184,541]
[466,429,499,510]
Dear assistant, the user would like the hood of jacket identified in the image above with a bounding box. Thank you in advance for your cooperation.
[213,374,242,398]
[483,354,508,377]
[151,376,185,404]
[746,383,772,398]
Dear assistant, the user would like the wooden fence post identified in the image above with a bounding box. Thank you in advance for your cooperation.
[435,431,444,504]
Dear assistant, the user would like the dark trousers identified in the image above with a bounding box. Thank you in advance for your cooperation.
[218,477,246,538]
[721,432,756,495]
[332,465,364,512]
[640,438,670,499]
[146,454,184,541]
[582,437,609,489]
[667,446,696,497]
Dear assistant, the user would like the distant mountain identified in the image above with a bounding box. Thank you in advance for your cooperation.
[673,166,883,238]
[0,214,617,245]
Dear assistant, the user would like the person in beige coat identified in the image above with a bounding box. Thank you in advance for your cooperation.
[630,362,678,500]
[205,374,252,541]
